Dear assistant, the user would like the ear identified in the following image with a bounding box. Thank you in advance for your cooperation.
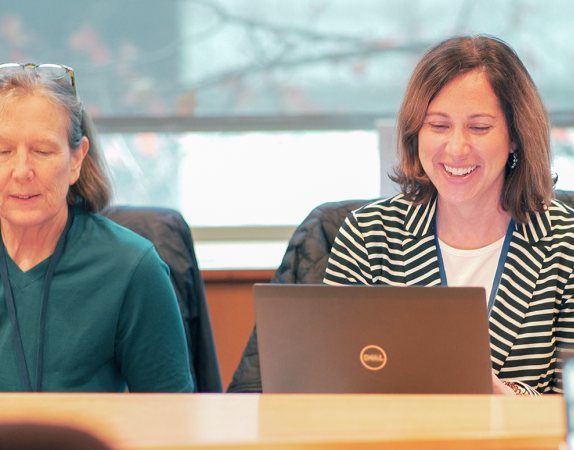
[510,142,518,153]
[69,136,90,186]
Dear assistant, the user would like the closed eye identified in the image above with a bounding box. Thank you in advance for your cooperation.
[470,126,491,133]
[428,124,449,131]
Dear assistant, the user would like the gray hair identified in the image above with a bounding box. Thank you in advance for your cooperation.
[0,71,111,212]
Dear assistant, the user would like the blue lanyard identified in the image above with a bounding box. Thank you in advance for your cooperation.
[0,209,74,392]
[434,218,515,315]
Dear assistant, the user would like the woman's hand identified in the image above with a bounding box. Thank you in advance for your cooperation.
[492,370,516,395]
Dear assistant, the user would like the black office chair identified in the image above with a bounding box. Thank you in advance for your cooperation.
[556,189,574,208]
[102,206,222,393]
[0,423,112,450]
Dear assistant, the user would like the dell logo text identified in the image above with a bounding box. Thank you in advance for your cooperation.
[360,345,387,371]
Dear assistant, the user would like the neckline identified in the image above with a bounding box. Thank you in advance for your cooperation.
[3,250,51,288]
[437,234,506,256]
[435,217,515,315]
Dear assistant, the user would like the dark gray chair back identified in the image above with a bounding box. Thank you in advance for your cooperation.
[102,206,222,393]
[556,190,574,209]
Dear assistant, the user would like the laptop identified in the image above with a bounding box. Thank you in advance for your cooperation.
[254,284,493,394]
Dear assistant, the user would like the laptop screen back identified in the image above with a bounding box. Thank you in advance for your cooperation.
[254,284,493,394]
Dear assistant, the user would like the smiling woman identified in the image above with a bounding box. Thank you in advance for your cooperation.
[418,70,514,250]
[0,67,193,393]
[322,35,574,397]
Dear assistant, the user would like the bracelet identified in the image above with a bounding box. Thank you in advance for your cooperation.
[501,380,540,396]
[501,380,525,395]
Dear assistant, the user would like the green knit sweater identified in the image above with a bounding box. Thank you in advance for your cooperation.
[0,207,193,392]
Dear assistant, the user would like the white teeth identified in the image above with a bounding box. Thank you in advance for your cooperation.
[444,165,477,176]
[17,196,33,199]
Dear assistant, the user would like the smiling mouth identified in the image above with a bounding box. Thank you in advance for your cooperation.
[443,164,477,177]
[13,195,39,200]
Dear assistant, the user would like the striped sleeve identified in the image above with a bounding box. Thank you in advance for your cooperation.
[324,212,372,285]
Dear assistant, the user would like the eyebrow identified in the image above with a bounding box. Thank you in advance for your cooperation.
[424,112,497,119]
[0,136,61,149]
[32,138,60,148]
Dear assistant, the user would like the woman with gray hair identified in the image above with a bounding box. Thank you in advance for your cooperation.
[0,64,193,392]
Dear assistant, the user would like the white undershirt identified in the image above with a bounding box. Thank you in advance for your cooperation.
[438,235,506,303]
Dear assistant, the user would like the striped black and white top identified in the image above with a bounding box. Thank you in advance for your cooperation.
[324,194,574,394]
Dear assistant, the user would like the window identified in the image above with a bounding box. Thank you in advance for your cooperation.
[3,1,574,268]
[102,130,380,227]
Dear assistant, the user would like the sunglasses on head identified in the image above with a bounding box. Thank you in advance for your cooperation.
[0,63,76,95]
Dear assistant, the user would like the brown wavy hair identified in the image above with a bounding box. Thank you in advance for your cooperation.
[391,35,553,224]
[0,70,111,213]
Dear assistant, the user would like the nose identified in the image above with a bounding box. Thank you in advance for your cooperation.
[445,127,470,160]
[12,150,34,181]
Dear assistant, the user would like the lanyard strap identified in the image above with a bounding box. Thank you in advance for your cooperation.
[0,208,74,392]
[434,218,515,315]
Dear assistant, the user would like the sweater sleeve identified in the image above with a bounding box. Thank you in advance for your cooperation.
[323,213,371,285]
[114,246,194,393]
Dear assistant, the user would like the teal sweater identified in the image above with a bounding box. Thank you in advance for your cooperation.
[0,207,194,392]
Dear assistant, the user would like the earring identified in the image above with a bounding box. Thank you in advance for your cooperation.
[509,152,518,169]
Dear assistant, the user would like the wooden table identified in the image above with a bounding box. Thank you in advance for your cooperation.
[0,393,567,450]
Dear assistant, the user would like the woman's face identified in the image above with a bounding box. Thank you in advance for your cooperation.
[418,70,514,212]
[0,94,88,232]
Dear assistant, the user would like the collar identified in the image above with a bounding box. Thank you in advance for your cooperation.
[515,207,551,245]
[403,195,437,238]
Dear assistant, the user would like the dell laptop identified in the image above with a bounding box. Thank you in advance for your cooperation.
[254,284,493,394]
